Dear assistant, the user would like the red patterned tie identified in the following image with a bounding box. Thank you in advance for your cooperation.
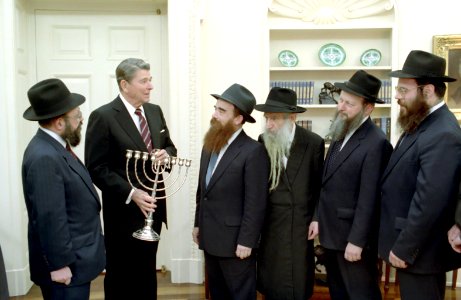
[66,143,79,160]
[135,108,153,153]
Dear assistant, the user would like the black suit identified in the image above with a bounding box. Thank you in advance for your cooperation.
[379,105,461,300]
[257,125,324,300]
[85,96,177,300]
[195,130,269,300]
[318,118,392,300]
[22,129,105,298]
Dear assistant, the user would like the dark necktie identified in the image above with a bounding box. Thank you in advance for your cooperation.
[135,108,153,153]
[66,143,79,160]
[205,152,218,187]
[327,139,343,172]
[395,132,407,149]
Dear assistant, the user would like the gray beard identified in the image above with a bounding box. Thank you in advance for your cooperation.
[262,120,293,191]
[328,109,365,141]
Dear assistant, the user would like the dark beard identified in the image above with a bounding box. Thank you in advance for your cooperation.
[328,108,364,141]
[397,93,430,133]
[203,118,237,153]
[62,120,81,147]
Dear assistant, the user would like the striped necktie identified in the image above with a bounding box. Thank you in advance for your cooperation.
[135,108,153,153]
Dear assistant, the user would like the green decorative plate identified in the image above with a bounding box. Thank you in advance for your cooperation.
[318,43,346,67]
[278,50,298,67]
[360,49,382,66]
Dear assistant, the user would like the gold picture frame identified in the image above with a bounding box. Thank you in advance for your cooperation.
[433,34,461,120]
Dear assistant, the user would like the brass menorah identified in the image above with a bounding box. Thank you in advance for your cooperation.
[125,149,192,242]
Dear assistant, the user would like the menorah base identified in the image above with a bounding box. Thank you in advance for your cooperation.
[132,226,160,242]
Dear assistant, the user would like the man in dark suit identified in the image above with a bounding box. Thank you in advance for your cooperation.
[255,87,324,300]
[22,78,105,300]
[379,50,461,300]
[192,83,269,300]
[309,70,392,300]
[85,58,177,300]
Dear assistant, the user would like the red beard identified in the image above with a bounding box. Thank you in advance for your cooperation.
[203,118,237,153]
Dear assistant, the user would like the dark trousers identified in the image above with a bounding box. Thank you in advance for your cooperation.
[205,251,257,300]
[325,248,382,300]
[104,221,162,300]
[0,245,9,300]
[397,269,446,300]
[39,282,90,300]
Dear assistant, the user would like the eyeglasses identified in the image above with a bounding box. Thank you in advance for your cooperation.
[394,85,426,96]
[65,113,83,122]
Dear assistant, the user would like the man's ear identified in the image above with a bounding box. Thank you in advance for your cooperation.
[234,114,244,126]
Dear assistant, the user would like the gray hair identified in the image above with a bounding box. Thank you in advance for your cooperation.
[116,58,150,90]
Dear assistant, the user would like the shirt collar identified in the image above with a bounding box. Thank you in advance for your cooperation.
[39,127,67,148]
[429,101,445,114]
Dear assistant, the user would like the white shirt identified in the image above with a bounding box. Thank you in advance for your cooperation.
[283,122,296,168]
[39,127,67,148]
[120,93,144,133]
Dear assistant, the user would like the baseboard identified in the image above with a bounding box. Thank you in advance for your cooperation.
[6,265,33,296]
[169,258,203,284]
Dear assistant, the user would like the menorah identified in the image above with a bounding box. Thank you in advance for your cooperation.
[125,149,192,242]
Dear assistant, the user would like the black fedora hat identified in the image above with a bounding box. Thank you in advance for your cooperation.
[334,70,384,104]
[389,50,456,82]
[24,78,85,121]
[211,83,256,123]
[255,87,306,113]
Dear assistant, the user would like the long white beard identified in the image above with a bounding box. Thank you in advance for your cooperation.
[262,120,293,191]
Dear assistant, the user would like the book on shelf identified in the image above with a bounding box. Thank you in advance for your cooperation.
[270,80,315,104]
[372,117,391,140]
[378,79,392,104]
[296,120,312,131]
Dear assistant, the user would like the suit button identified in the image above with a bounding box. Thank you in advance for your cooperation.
[204,197,208,201]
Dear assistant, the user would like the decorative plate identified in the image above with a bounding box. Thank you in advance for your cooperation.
[318,43,346,67]
[278,50,299,67]
[360,49,381,66]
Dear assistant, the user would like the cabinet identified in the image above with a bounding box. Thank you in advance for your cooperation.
[269,23,397,143]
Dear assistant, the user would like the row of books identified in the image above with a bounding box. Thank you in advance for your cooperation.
[372,117,391,140]
[295,120,312,131]
[270,81,314,104]
[270,79,393,104]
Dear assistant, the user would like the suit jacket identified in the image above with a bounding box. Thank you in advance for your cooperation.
[22,129,105,286]
[318,118,392,251]
[257,125,324,300]
[379,105,461,273]
[85,96,177,240]
[194,130,269,257]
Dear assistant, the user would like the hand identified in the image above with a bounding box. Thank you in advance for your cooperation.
[51,266,72,285]
[152,149,170,165]
[235,244,252,259]
[308,221,318,240]
[131,189,156,218]
[192,227,199,245]
[344,242,362,262]
[448,224,461,253]
[389,250,408,269]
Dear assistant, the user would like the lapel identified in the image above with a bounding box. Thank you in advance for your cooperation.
[37,130,100,205]
[381,107,442,182]
[205,130,247,193]
[284,126,308,188]
[322,118,371,183]
[144,104,162,150]
[112,97,149,152]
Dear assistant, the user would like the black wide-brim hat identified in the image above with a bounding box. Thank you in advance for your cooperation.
[334,70,384,104]
[389,50,456,82]
[255,87,306,113]
[211,83,256,123]
[24,78,85,121]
